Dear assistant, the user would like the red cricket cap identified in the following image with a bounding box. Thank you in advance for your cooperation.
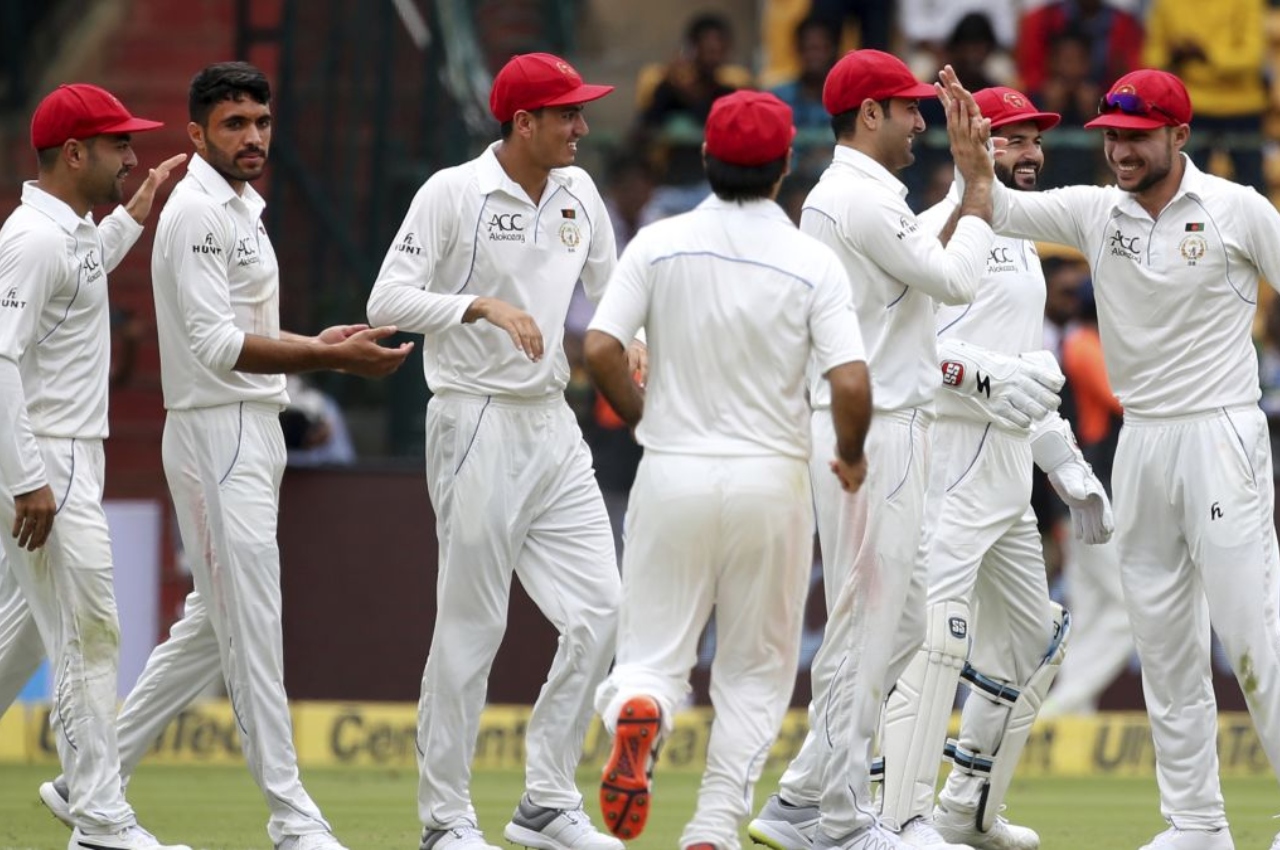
[30,84,163,150]
[704,90,796,166]
[973,87,1060,132]
[489,53,614,123]
[822,49,937,116]
[1084,69,1192,131]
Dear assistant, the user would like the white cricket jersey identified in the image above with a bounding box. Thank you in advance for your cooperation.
[802,145,994,412]
[992,156,1280,418]
[0,183,142,495]
[367,142,617,398]
[151,154,286,410]
[589,195,865,459]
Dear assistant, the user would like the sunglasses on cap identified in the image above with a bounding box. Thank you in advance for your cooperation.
[1097,92,1178,123]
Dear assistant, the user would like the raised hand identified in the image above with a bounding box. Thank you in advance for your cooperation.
[125,153,188,224]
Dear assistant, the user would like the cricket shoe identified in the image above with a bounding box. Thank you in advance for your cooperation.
[1270,830,1279,850]
[503,795,623,850]
[815,823,907,850]
[1137,826,1234,850]
[748,794,820,849]
[276,832,351,850]
[599,695,662,840]
[67,825,191,850]
[420,825,499,849]
[40,778,74,829]
[898,816,975,849]
[933,803,1036,850]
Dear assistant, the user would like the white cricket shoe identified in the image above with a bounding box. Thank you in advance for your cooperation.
[276,832,351,850]
[67,825,191,850]
[503,795,623,850]
[420,825,500,849]
[748,794,820,849]
[40,778,74,829]
[1270,831,1280,850]
[814,823,907,850]
[933,804,1037,850]
[899,816,975,849]
[1137,826,1234,850]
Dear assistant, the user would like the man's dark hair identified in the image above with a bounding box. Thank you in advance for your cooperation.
[795,14,840,50]
[189,61,271,126]
[705,154,787,202]
[686,12,731,45]
[499,106,545,139]
[36,146,61,170]
[831,98,892,139]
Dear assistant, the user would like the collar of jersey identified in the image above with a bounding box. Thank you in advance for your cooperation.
[476,141,575,200]
[21,181,94,235]
[1112,152,1204,220]
[695,193,791,224]
[830,144,908,199]
[186,153,266,212]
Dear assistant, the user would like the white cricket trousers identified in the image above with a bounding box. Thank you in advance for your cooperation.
[596,452,814,850]
[1114,405,1280,829]
[1043,534,1131,718]
[0,438,135,831]
[162,403,330,843]
[921,419,1053,815]
[419,392,619,830]
[778,408,932,839]
[0,548,46,713]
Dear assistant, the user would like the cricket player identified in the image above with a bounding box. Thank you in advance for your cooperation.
[939,65,1280,850]
[586,90,873,850]
[873,87,1112,850]
[36,62,413,850]
[0,83,189,850]
[367,53,637,850]
[745,51,1046,850]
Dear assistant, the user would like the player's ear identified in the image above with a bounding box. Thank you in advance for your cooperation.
[1170,123,1190,152]
[187,121,205,153]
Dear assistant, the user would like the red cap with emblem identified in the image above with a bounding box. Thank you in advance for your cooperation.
[822,49,937,116]
[1085,69,1192,131]
[973,87,1060,132]
[489,53,615,123]
[31,84,163,150]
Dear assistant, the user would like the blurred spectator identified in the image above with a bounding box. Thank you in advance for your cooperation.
[1142,0,1268,192]
[770,14,841,133]
[1017,0,1144,99]
[635,12,751,222]
[281,375,356,466]
[920,13,1012,127]
[806,0,894,51]
[1044,282,1135,717]
[1036,27,1110,187]
[899,0,1018,81]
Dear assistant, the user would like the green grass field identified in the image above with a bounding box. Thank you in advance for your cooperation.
[0,765,1275,850]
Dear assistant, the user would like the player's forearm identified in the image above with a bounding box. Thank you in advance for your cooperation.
[232,333,344,374]
[827,360,872,466]
[584,330,643,428]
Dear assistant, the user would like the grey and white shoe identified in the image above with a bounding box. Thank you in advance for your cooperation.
[40,778,74,829]
[898,816,974,849]
[420,825,499,850]
[815,824,906,850]
[503,795,622,850]
[276,833,351,850]
[67,825,192,850]
[933,804,1037,850]
[1137,826,1234,850]
[748,794,821,850]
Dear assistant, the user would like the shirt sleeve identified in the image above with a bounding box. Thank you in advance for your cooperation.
[98,205,145,273]
[587,231,650,346]
[580,186,619,305]
[0,229,61,494]
[165,201,246,372]
[1238,188,1280,294]
[808,254,866,376]
[853,188,993,306]
[366,175,477,332]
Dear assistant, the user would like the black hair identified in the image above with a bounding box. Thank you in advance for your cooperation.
[36,146,61,170]
[705,153,787,202]
[686,12,732,45]
[499,106,547,139]
[947,12,997,50]
[795,14,841,49]
[188,61,271,126]
[831,98,892,139]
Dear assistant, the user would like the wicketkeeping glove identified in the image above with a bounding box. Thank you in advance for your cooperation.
[938,339,1065,431]
[1031,413,1114,544]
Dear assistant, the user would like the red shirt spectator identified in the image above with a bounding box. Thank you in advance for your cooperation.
[1017,0,1144,96]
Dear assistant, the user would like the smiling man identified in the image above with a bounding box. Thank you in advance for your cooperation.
[747,49,1001,850]
[367,52,638,850]
[939,66,1280,850]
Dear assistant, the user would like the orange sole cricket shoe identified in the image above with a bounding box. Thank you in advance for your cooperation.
[599,695,662,841]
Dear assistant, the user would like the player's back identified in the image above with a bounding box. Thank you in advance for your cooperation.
[631,195,852,460]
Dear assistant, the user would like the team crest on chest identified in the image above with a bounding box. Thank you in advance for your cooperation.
[1178,234,1207,265]
[559,220,581,250]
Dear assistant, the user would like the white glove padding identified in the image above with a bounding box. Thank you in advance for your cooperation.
[938,339,1065,430]
[1031,414,1115,545]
